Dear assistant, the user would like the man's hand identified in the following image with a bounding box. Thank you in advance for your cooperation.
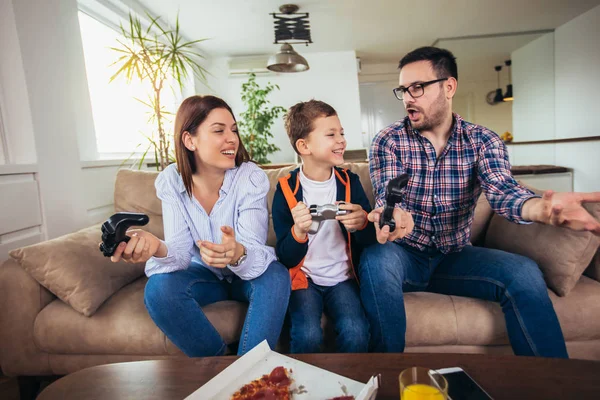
[522,190,600,235]
[198,226,245,268]
[291,201,312,240]
[368,207,415,244]
[336,202,367,232]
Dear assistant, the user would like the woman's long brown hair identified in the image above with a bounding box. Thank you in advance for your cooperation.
[174,95,250,198]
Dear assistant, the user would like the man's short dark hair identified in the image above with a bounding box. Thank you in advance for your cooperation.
[399,47,458,80]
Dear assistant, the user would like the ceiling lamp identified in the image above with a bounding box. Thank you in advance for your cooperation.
[503,60,514,102]
[267,4,311,73]
[493,65,505,103]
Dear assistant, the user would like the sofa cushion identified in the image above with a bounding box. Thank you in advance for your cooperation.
[470,195,494,246]
[114,169,164,239]
[485,202,600,297]
[34,277,247,355]
[550,276,600,342]
[10,224,146,317]
[33,275,600,356]
[584,249,600,282]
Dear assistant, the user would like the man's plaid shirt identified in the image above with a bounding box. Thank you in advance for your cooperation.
[370,113,537,254]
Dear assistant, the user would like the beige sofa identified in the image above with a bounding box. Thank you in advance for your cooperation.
[1,163,600,379]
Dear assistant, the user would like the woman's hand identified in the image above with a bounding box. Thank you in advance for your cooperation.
[110,229,165,263]
[198,226,245,268]
[336,202,367,232]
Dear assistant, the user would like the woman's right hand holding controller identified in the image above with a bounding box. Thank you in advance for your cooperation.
[111,230,166,263]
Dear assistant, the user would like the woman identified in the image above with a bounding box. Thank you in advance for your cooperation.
[111,95,290,356]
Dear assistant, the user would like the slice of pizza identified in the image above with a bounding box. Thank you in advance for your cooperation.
[230,366,293,400]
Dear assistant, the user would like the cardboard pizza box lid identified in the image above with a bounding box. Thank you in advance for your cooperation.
[185,340,380,400]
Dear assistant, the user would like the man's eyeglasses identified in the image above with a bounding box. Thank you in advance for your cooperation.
[393,78,448,100]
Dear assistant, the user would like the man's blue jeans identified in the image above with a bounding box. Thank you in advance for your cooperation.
[288,278,369,353]
[144,261,290,357]
[359,242,568,358]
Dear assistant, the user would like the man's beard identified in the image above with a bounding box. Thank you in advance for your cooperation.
[411,91,447,131]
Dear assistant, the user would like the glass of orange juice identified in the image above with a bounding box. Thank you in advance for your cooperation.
[399,367,448,400]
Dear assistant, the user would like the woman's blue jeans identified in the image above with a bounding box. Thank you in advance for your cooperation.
[144,261,290,356]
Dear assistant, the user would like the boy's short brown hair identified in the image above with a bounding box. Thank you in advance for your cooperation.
[284,100,337,154]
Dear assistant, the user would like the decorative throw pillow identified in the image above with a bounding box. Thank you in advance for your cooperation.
[584,248,600,282]
[10,224,146,316]
[485,202,600,297]
[470,195,494,246]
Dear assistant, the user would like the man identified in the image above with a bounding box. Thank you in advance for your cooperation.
[361,46,600,358]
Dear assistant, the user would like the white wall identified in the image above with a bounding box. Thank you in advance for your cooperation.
[0,0,135,262]
[359,62,513,137]
[555,5,600,140]
[10,0,91,239]
[454,80,513,136]
[0,0,37,164]
[199,51,363,164]
[359,81,406,146]
[512,33,555,142]
[509,5,600,192]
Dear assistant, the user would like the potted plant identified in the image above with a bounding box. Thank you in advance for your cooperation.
[238,73,286,164]
[110,13,208,170]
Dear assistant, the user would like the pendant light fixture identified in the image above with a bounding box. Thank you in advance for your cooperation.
[267,43,309,73]
[267,4,311,73]
[493,65,504,103]
[503,59,513,102]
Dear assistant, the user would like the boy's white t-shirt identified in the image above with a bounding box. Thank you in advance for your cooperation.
[299,167,351,286]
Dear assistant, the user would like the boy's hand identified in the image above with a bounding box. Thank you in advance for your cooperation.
[291,201,312,240]
[336,202,367,233]
[368,207,414,244]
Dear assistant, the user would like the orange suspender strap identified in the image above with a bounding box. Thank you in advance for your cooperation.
[278,174,308,290]
[278,175,299,210]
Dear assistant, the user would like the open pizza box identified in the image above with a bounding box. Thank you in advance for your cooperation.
[185,340,380,399]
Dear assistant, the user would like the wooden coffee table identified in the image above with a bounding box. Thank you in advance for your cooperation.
[37,353,600,399]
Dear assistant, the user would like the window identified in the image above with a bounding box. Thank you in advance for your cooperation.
[78,11,179,156]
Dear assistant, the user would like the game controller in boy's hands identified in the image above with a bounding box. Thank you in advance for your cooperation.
[308,202,350,234]
[99,212,150,257]
[379,174,410,232]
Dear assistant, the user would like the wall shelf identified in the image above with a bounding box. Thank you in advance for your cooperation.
[507,136,600,146]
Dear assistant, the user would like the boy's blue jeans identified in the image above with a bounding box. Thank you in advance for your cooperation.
[359,242,568,358]
[288,278,369,353]
[144,261,290,357]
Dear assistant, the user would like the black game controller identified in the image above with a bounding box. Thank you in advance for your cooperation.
[99,212,150,257]
[379,174,410,232]
[308,202,350,234]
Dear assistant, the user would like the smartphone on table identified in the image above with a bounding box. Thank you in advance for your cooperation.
[433,367,493,400]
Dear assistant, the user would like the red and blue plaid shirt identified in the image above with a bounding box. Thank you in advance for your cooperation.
[370,113,537,254]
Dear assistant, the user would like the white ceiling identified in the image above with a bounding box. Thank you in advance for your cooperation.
[136,0,599,64]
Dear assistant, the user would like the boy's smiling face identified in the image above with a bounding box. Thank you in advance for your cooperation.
[299,115,346,167]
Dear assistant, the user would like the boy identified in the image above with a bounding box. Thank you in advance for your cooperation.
[272,100,376,353]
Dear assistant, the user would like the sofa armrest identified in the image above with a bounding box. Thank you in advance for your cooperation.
[0,258,54,376]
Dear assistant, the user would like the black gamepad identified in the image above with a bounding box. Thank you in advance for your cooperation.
[308,202,350,234]
[99,212,150,257]
[379,174,409,232]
